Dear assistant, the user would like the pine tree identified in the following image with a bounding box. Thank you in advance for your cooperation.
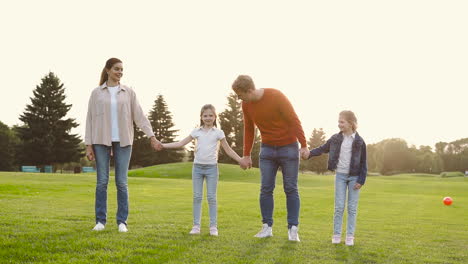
[0,121,19,171]
[218,93,261,167]
[219,93,243,163]
[131,95,184,166]
[129,126,153,168]
[304,128,328,174]
[15,72,82,167]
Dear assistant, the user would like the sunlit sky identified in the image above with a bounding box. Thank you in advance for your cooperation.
[1,0,466,149]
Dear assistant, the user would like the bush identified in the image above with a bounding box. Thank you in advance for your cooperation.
[440,171,464,178]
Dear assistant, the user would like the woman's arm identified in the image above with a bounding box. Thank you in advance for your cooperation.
[162,135,193,149]
[220,138,242,163]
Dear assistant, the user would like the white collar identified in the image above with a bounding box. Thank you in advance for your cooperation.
[344,132,356,139]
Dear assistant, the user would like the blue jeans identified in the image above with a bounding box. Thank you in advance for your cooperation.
[93,142,132,226]
[192,164,219,227]
[334,172,360,236]
[259,142,300,228]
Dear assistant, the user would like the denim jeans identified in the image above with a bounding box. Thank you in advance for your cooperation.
[93,142,132,226]
[334,172,360,236]
[192,163,219,227]
[259,142,300,228]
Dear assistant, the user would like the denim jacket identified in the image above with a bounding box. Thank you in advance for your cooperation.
[309,132,368,185]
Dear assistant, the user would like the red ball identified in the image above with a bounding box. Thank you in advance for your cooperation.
[443,197,453,206]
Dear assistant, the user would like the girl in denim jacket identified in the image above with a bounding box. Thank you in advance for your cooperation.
[307,110,367,246]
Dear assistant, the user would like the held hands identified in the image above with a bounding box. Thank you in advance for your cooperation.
[151,137,163,151]
[239,156,252,170]
[300,147,310,160]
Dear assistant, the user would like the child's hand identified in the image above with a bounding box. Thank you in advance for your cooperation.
[151,137,163,151]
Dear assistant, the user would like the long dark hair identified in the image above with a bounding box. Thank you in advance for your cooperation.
[199,104,218,127]
[99,58,122,85]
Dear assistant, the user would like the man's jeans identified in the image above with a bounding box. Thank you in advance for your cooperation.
[334,172,360,236]
[259,142,300,228]
[93,142,132,226]
[192,164,219,227]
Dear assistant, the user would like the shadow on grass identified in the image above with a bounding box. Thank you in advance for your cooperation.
[333,244,366,263]
[239,237,273,262]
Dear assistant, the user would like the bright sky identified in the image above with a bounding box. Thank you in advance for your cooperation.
[1,0,466,149]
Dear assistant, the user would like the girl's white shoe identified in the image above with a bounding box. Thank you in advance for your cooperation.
[332,235,341,244]
[345,236,354,246]
[209,226,218,236]
[189,225,201,235]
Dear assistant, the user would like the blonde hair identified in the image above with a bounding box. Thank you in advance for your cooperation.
[339,110,358,132]
[200,104,218,127]
[232,75,255,93]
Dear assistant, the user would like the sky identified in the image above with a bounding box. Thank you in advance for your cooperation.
[1,0,467,149]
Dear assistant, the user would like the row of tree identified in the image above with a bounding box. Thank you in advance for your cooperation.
[0,72,261,171]
[299,129,468,175]
[1,72,466,175]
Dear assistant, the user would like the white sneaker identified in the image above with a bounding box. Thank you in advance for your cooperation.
[254,223,273,238]
[189,225,201,235]
[209,226,218,236]
[288,226,300,242]
[345,236,354,246]
[118,223,128,233]
[332,234,341,244]
[92,222,105,231]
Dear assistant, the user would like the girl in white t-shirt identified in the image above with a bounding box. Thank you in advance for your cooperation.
[162,104,242,236]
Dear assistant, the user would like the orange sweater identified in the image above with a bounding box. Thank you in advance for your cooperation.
[242,88,307,156]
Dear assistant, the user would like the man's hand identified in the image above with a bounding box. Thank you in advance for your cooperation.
[353,183,362,190]
[240,156,252,170]
[300,147,310,160]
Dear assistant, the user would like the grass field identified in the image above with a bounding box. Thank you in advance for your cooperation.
[1,162,467,263]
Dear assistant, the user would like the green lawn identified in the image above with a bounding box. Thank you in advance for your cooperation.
[0,163,467,264]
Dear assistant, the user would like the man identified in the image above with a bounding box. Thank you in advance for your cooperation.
[233,75,309,242]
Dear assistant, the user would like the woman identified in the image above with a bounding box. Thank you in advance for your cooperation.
[85,58,162,232]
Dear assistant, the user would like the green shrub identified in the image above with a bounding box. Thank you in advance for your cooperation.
[440,171,464,177]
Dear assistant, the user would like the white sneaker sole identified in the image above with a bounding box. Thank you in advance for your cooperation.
[254,233,273,238]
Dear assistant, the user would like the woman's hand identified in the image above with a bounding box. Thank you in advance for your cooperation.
[151,137,163,151]
[86,145,95,161]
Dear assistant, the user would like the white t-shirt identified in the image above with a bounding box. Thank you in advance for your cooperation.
[336,132,356,174]
[108,85,120,142]
[190,127,225,164]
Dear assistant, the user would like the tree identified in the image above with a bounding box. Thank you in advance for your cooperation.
[218,93,261,167]
[435,138,468,172]
[129,126,153,168]
[130,94,184,167]
[370,138,415,175]
[302,128,328,174]
[15,72,82,167]
[0,121,19,171]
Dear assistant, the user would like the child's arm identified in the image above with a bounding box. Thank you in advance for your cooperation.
[308,137,332,158]
[220,138,242,164]
[356,141,368,187]
[162,135,193,149]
